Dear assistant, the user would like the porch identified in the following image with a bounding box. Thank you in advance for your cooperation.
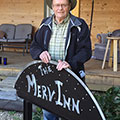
[0,51,120,92]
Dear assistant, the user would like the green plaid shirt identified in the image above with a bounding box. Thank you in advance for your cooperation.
[48,15,70,61]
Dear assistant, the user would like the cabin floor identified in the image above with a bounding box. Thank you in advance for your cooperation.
[0,51,120,92]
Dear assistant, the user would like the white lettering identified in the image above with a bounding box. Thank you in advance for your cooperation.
[47,86,55,102]
[55,81,63,106]
[37,85,42,98]
[72,98,80,114]
[26,74,37,96]
[26,72,81,115]
[38,65,53,76]
[38,65,44,76]
[63,94,71,111]
[42,85,48,100]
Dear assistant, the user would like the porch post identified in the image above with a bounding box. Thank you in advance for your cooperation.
[71,0,80,17]
[90,0,94,34]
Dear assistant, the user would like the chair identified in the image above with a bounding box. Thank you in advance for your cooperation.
[0,24,16,42]
[94,30,120,70]
[94,33,110,61]
[8,24,33,53]
[0,24,33,55]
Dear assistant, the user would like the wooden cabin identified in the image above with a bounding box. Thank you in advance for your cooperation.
[0,0,120,50]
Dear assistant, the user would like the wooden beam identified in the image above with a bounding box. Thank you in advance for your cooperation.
[71,0,80,17]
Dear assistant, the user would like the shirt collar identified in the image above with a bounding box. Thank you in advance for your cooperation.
[42,13,82,30]
[53,14,70,25]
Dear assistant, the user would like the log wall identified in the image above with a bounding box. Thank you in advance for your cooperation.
[80,0,120,48]
[0,0,44,31]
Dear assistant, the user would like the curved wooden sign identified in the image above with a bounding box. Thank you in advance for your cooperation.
[15,61,106,120]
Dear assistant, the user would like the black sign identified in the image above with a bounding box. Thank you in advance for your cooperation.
[15,61,106,120]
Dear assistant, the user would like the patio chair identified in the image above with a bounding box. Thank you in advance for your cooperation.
[112,29,120,37]
[0,24,16,42]
[94,31,120,63]
[7,24,33,53]
[94,33,110,61]
[0,24,33,55]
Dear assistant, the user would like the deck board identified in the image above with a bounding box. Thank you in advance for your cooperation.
[85,59,120,91]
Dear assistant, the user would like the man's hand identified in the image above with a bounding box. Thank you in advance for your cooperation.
[56,60,71,71]
[39,51,51,64]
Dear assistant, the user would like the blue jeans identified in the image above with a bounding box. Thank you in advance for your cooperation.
[43,109,59,120]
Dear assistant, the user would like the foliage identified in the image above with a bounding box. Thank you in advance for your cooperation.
[13,117,21,120]
[8,111,21,120]
[8,111,16,115]
[94,86,120,120]
[32,107,43,120]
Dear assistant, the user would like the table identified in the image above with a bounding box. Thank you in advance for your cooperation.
[102,36,120,71]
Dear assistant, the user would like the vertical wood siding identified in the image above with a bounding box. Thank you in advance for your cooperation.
[80,0,120,48]
[0,0,44,31]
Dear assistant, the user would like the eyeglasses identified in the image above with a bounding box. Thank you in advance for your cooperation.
[53,4,70,8]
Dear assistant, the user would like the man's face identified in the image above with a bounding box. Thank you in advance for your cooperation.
[52,0,71,21]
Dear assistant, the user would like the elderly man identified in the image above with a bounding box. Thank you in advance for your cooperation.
[30,0,92,119]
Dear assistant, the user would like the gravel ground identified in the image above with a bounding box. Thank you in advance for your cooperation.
[0,111,23,120]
